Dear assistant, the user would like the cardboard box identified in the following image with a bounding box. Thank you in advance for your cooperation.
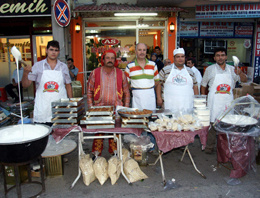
[241,83,255,96]
[44,156,63,176]
[31,167,45,178]
[233,88,242,99]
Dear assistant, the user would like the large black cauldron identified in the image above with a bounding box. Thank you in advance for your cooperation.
[218,115,258,133]
[0,124,51,163]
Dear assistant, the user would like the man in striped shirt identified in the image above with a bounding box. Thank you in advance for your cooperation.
[125,43,162,110]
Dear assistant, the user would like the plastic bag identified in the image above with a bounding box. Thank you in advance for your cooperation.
[108,155,121,185]
[79,154,96,186]
[122,148,130,163]
[123,157,148,183]
[93,157,108,185]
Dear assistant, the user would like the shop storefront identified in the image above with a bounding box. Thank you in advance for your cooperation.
[0,0,53,96]
[179,2,260,81]
[71,4,182,91]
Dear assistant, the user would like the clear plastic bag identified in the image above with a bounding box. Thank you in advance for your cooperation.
[108,155,121,185]
[79,154,96,186]
[93,157,108,185]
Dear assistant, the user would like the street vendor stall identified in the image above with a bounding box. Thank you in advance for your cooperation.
[52,107,209,188]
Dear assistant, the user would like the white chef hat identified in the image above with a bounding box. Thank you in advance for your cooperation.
[173,48,185,56]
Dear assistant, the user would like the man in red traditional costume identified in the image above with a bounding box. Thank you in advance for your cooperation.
[87,49,130,155]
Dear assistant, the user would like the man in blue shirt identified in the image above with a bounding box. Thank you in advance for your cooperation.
[67,58,79,81]
[5,61,25,103]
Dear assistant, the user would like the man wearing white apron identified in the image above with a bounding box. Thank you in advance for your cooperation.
[22,40,72,126]
[201,47,247,154]
[163,48,199,113]
[125,43,162,110]
[125,43,162,154]
[186,58,202,95]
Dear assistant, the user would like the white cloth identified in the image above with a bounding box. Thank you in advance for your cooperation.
[164,64,194,113]
[191,66,202,94]
[207,66,234,122]
[33,62,67,123]
[132,88,156,110]
[12,68,24,83]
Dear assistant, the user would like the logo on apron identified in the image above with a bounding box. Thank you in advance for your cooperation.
[172,75,187,85]
[215,84,231,94]
[43,81,59,92]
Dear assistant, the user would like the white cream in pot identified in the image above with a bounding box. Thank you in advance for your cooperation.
[0,125,50,144]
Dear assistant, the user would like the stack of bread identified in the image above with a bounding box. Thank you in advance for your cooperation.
[193,96,210,126]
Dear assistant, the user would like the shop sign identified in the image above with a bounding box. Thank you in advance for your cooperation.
[196,3,260,19]
[0,0,51,17]
[200,22,233,37]
[178,22,199,37]
[254,25,260,78]
[54,0,70,27]
[91,46,130,54]
[234,22,254,38]
[101,38,120,46]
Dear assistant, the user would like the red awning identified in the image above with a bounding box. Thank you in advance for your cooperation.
[74,3,184,12]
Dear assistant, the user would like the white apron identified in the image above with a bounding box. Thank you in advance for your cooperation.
[164,65,194,113]
[34,62,67,123]
[132,88,156,110]
[207,66,233,122]
[191,66,202,94]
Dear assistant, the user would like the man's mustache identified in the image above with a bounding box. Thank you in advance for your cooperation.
[107,62,113,64]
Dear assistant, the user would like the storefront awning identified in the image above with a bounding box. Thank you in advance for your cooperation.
[74,3,185,12]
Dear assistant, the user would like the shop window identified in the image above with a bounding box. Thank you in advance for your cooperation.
[204,40,226,54]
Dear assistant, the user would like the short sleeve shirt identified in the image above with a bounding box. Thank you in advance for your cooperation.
[28,59,71,89]
[125,58,159,89]
[201,63,240,91]
[12,67,24,83]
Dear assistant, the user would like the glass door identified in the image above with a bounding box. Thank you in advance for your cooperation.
[0,37,31,88]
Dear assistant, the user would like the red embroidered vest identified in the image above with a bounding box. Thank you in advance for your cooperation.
[94,67,123,103]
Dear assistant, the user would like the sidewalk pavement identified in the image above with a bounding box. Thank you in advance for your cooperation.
[1,133,259,198]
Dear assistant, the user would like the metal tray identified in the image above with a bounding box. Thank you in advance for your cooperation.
[52,97,84,107]
[118,108,152,118]
[52,103,85,113]
[152,109,172,116]
[85,116,114,121]
[52,115,83,123]
[52,108,85,117]
[52,123,78,129]
[81,120,115,125]
[121,123,148,129]
[86,106,114,116]
[121,117,149,124]
[86,124,115,129]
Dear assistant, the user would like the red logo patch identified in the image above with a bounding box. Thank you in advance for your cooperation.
[43,81,59,93]
[215,84,231,94]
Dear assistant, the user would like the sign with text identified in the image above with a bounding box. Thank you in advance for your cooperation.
[234,22,254,38]
[178,22,199,37]
[196,3,260,19]
[254,25,260,78]
[0,0,51,17]
[200,22,233,37]
[101,38,120,46]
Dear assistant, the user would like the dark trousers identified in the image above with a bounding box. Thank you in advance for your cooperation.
[5,83,23,100]
[205,123,217,149]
